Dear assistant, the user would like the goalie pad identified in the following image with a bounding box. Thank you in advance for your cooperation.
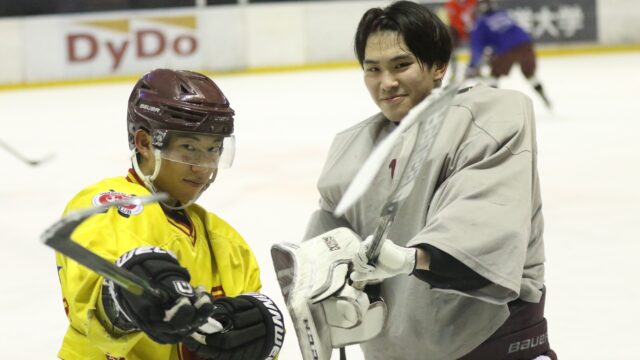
[271,228,387,360]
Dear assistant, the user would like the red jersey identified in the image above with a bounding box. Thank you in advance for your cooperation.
[445,0,477,40]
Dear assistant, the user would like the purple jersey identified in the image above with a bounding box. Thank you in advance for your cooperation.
[469,10,532,68]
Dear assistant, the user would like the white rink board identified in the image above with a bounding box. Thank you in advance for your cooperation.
[0,52,639,359]
[0,0,639,84]
[23,9,204,82]
[0,19,24,84]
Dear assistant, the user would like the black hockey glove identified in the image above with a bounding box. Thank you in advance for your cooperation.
[102,246,215,344]
[183,293,285,360]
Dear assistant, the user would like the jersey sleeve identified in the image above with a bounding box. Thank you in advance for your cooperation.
[56,184,167,357]
[407,90,538,305]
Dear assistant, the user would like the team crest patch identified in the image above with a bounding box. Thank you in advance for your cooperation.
[92,190,143,217]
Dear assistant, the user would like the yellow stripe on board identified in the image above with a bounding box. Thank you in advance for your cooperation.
[0,74,141,91]
[143,16,197,29]
[1,43,639,92]
[77,19,130,33]
[538,43,640,57]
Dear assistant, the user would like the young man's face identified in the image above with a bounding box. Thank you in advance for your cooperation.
[154,160,214,204]
[363,31,446,122]
[153,133,223,204]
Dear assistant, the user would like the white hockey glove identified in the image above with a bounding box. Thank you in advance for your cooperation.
[350,236,416,283]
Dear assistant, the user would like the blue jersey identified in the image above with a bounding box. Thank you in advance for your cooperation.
[469,10,532,68]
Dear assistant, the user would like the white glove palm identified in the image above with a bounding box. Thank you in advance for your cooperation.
[350,236,416,283]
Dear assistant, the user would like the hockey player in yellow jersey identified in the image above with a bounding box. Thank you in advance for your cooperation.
[55,69,284,360]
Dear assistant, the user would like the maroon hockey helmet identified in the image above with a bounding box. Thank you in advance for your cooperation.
[127,69,235,150]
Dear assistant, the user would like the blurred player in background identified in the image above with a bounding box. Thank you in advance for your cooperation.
[466,0,552,107]
[54,69,284,360]
[444,0,477,82]
[274,1,557,359]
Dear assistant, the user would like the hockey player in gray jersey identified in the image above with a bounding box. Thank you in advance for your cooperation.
[272,1,557,360]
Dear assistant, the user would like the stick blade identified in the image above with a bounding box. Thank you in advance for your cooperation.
[27,153,55,166]
[333,84,461,217]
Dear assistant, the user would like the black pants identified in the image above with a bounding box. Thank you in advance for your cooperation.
[459,288,556,360]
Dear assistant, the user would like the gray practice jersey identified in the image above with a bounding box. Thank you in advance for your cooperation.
[304,84,546,360]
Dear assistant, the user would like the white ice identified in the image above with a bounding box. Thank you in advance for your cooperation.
[1,52,639,359]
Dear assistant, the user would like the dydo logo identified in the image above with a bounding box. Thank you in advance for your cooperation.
[66,15,198,71]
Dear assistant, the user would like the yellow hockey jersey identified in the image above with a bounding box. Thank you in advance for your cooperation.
[55,170,262,360]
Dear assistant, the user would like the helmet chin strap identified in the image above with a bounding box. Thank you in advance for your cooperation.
[130,149,213,211]
[131,149,161,193]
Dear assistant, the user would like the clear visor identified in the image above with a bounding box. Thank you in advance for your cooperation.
[158,130,235,169]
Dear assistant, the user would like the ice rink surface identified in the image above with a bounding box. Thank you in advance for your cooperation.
[1,51,639,359]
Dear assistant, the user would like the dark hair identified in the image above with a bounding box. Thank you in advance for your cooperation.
[354,1,452,69]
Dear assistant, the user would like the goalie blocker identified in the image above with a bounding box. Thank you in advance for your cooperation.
[271,228,386,360]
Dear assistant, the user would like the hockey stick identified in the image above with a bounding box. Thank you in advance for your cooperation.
[0,139,54,166]
[333,83,461,288]
[41,193,170,301]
